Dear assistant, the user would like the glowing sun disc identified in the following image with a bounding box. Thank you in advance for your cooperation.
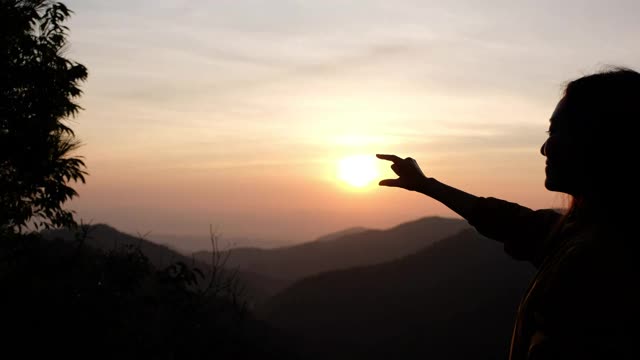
[337,155,379,188]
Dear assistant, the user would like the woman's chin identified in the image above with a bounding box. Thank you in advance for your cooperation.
[545,177,573,194]
[544,177,560,192]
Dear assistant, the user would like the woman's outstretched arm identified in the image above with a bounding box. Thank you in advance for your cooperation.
[376,154,479,219]
[377,154,562,267]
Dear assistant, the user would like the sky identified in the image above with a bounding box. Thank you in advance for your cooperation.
[61,0,640,250]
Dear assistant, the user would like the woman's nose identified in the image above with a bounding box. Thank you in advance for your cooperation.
[540,140,547,157]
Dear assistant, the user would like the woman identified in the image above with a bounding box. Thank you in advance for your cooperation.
[378,67,640,359]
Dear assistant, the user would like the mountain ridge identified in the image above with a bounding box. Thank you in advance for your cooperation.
[194,216,470,284]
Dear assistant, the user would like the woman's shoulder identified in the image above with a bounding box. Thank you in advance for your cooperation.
[549,223,638,299]
[571,220,637,263]
[538,228,639,330]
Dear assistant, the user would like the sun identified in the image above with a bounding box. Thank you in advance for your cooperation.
[337,155,380,188]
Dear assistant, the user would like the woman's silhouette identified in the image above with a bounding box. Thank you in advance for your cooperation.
[378,67,640,359]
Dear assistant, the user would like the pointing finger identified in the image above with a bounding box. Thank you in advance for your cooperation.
[376,154,402,163]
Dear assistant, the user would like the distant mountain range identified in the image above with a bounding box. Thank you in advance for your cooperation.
[261,229,536,360]
[149,233,293,254]
[42,217,539,359]
[41,224,287,305]
[194,217,470,286]
[43,217,472,305]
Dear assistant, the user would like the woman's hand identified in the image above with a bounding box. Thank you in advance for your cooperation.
[376,154,428,191]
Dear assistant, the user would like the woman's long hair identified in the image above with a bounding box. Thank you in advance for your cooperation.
[560,67,640,226]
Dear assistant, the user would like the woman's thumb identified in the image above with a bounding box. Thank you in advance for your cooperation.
[379,179,401,187]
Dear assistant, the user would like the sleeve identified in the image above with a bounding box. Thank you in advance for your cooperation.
[466,197,562,267]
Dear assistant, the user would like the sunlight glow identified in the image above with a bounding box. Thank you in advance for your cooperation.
[337,155,380,188]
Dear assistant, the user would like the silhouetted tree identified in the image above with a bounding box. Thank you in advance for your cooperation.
[0,0,87,232]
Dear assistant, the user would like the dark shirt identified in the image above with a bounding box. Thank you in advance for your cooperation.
[468,197,639,360]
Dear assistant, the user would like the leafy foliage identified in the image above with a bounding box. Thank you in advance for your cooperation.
[0,0,88,231]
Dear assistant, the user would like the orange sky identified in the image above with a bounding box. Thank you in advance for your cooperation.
[62,0,638,248]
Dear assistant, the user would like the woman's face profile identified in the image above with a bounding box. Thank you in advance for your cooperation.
[540,97,584,195]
